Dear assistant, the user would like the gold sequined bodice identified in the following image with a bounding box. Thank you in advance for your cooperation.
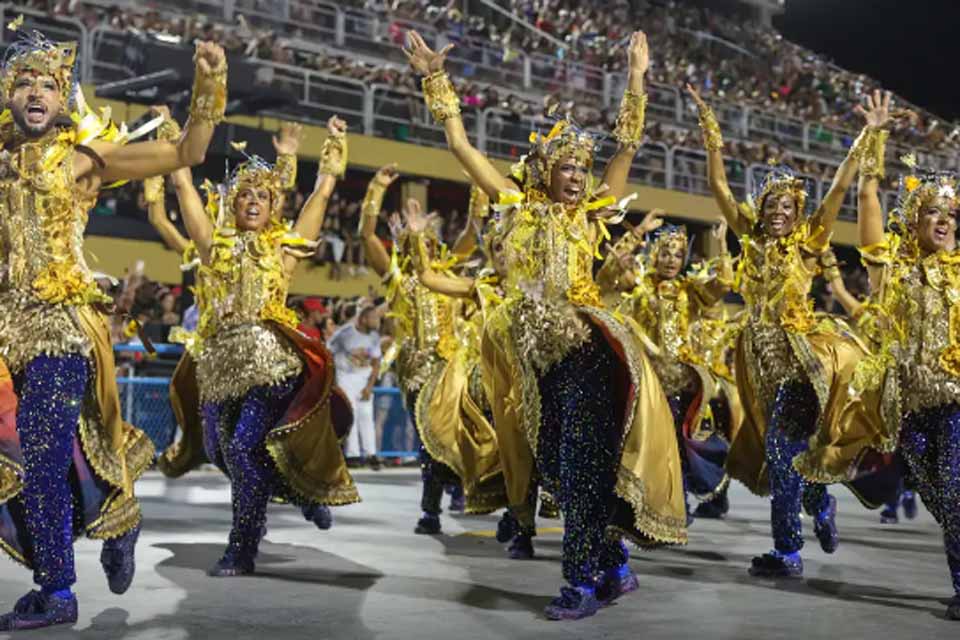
[737,226,817,333]
[894,257,960,413]
[0,135,102,305]
[197,229,298,339]
[500,200,600,307]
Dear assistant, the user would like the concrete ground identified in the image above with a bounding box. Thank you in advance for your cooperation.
[0,469,956,640]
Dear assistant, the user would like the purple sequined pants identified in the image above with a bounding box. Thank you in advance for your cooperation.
[202,377,299,563]
[765,382,830,554]
[14,354,89,590]
[900,404,960,596]
[537,330,628,586]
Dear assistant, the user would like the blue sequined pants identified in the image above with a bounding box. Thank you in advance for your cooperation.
[900,404,960,596]
[537,330,627,587]
[202,377,299,562]
[765,382,830,554]
[14,354,89,590]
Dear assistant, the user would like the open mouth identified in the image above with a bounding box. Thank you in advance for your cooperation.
[25,102,46,125]
[562,184,582,201]
[933,224,950,243]
[244,206,262,221]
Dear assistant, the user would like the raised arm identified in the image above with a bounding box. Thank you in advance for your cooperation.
[687,84,747,236]
[695,222,734,303]
[600,31,649,201]
[142,106,190,254]
[809,90,893,250]
[84,43,227,183]
[404,198,475,298]
[170,166,213,261]
[404,31,512,199]
[293,117,347,243]
[596,208,663,293]
[820,249,863,318]
[145,179,189,254]
[360,165,400,277]
[451,183,489,259]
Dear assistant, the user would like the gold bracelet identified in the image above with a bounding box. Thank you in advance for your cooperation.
[158,117,182,143]
[697,105,723,152]
[410,232,430,273]
[469,185,490,220]
[421,71,461,124]
[613,90,647,149]
[852,127,888,180]
[319,133,347,178]
[189,58,228,126]
[143,175,163,204]
[358,181,386,235]
[273,152,297,191]
[822,266,842,282]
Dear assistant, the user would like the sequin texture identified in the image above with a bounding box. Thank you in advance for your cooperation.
[667,391,728,500]
[536,329,626,586]
[201,376,299,563]
[900,404,960,596]
[765,382,826,554]
[14,354,88,590]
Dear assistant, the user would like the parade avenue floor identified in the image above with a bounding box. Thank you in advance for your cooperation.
[0,469,956,640]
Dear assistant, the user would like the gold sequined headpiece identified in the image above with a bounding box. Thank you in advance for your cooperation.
[513,119,595,191]
[224,150,296,224]
[894,155,960,229]
[2,24,77,107]
[750,166,808,222]
[650,224,690,267]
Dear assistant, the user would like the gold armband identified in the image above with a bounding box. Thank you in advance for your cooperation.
[358,181,386,234]
[697,105,723,152]
[158,117,182,143]
[469,185,490,220]
[189,57,228,125]
[613,90,647,149]
[274,153,297,191]
[319,133,348,178]
[143,175,163,204]
[822,265,842,282]
[421,71,460,124]
[410,232,430,273]
[850,127,888,180]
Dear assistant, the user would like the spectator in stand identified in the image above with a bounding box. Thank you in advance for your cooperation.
[327,302,383,469]
[298,297,329,340]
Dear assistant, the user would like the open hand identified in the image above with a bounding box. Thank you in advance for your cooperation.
[686,83,708,111]
[403,30,453,76]
[402,198,429,233]
[272,121,303,155]
[636,208,665,236]
[628,31,649,77]
[374,163,400,188]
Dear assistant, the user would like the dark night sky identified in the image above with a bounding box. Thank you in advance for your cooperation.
[774,0,960,120]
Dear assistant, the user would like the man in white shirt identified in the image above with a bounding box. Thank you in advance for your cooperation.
[327,303,382,468]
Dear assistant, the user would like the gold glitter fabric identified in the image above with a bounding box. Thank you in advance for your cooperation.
[612,90,647,150]
[197,323,303,404]
[421,71,461,123]
[194,227,307,403]
[0,134,109,369]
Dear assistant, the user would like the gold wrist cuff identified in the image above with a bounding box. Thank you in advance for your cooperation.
[360,182,387,233]
[852,127,888,179]
[189,59,228,126]
[143,175,163,204]
[274,153,297,191]
[158,117,182,143]
[319,133,348,178]
[410,232,430,273]
[421,71,461,124]
[697,105,723,152]
[469,185,490,220]
[613,90,647,149]
[822,266,842,282]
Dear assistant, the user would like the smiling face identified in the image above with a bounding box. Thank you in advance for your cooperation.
[655,241,685,280]
[761,192,799,238]
[232,184,273,232]
[9,71,62,137]
[547,156,589,206]
[914,196,958,255]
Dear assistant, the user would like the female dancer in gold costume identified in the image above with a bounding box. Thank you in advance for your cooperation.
[157,116,358,577]
[404,30,685,620]
[599,217,740,521]
[689,84,890,578]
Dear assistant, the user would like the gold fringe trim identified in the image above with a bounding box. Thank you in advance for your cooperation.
[87,489,142,540]
[614,465,689,545]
